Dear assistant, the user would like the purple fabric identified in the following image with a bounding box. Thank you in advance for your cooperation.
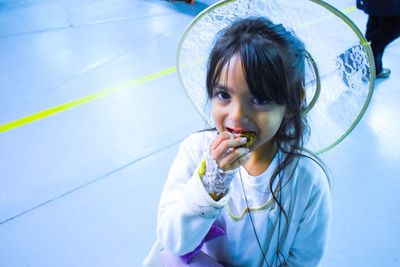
[161,250,224,267]
[180,224,225,264]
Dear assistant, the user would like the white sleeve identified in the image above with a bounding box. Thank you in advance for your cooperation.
[285,173,332,267]
[156,135,230,256]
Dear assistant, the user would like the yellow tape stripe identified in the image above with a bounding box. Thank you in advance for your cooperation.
[0,66,176,133]
[342,5,357,14]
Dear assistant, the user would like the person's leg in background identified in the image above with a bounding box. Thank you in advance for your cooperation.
[365,15,400,78]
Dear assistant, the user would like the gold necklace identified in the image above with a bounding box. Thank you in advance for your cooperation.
[225,197,275,222]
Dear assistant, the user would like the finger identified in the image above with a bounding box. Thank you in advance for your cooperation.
[210,131,231,151]
[212,137,248,161]
[226,152,251,170]
[236,152,252,167]
[210,131,243,150]
[219,147,249,171]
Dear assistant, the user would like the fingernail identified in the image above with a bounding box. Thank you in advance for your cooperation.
[240,137,247,143]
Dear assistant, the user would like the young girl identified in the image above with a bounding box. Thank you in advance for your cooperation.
[144,17,331,267]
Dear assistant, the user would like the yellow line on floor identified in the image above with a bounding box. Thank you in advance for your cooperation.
[343,5,357,13]
[0,67,176,133]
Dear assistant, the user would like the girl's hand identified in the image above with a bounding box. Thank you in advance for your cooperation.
[199,132,251,201]
[209,131,251,171]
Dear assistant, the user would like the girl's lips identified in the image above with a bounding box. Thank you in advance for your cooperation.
[225,127,256,135]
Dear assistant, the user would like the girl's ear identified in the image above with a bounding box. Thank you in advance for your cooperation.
[285,109,293,118]
[299,87,307,111]
[300,87,306,102]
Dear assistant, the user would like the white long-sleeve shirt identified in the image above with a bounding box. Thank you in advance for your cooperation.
[144,131,332,267]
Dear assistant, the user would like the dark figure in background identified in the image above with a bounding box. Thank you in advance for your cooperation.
[357,0,400,78]
[169,0,195,4]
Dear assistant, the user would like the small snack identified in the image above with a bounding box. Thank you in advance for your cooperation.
[226,128,257,148]
[239,132,256,148]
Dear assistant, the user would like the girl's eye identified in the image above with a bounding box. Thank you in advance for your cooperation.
[215,91,231,100]
[251,97,270,105]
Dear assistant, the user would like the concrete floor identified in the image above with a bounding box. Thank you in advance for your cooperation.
[0,0,399,266]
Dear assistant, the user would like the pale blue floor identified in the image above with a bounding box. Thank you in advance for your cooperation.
[0,1,399,266]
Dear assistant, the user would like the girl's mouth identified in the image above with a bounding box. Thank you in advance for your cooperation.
[225,127,257,148]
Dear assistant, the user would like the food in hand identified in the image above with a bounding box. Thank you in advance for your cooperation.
[239,132,256,148]
[225,128,257,148]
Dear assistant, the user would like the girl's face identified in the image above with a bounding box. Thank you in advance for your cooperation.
[211,55,287,159]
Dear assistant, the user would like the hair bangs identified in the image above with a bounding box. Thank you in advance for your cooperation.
[206,40,239,96]
[240,37,287,106]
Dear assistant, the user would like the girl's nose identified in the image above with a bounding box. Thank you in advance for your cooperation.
[229,102,249,124]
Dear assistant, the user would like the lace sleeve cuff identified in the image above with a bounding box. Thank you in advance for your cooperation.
[198,155,237,196]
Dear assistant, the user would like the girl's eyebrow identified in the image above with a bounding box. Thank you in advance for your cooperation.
[214,83,231,92]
